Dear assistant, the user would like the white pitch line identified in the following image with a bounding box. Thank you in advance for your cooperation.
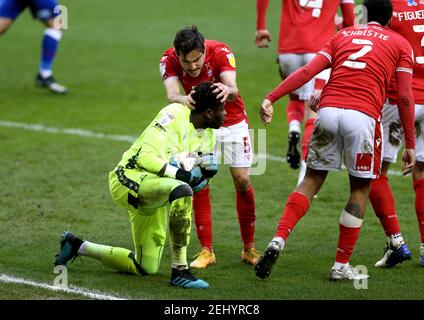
[0,120,404,177]
[0,273,127,300]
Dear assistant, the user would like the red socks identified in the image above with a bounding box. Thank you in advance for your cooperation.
[194,186,257,251]
[335,210,363,263]
[336,223,362,263]
[414,178,424,243]
[369,175,401,236]
[193,187,213,251]
[236,186,256,248]
[286,98,305,124]
[276,192,310,240]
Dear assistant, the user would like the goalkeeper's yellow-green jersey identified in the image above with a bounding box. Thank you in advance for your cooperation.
[116,103,216,174]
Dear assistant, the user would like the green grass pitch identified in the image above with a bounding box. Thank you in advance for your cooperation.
[0,0,423,300]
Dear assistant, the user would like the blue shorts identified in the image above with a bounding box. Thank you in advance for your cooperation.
[0,0,59,21]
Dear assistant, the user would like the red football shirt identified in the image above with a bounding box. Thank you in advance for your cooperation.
[257,0,355,54]
[318,23,414,121]
[160,40,247,127]
[387,0,424,104]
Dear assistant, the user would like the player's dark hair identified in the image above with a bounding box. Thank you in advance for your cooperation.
[191,82,221,114]
[363,0,393,26]
[173,25,205,57]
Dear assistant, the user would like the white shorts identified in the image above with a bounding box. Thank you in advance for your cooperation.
[381,103,424,163]
[307,107,382,179]
[278,53,316,100]
[215,120,253,168]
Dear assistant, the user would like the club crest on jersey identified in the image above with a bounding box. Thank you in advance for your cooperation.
[226,54,236,68]
[206,63,213,77]
[407,0,417,6]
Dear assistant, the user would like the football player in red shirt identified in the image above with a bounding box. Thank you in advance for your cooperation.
[160,26,260,269]
[255,0,416,281]
[369,0,424,268]
[255,0,355,172]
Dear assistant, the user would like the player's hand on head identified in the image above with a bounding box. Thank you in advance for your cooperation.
[259,99,274,124]
[185,92,196,110]
[255,29,271,48]
[212,82,229,103]
[401,148,416,176]
[308,90,322,112]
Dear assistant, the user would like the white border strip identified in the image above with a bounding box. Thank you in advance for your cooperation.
[0,273,127,300]
[0,120,403,177]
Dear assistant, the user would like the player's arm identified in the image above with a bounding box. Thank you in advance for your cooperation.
[135,126,170,175]
[255,0,272,48]
[340,1,355,28]
[136,126,204,184]
[260,54,331,124]
[396,70,416,175]
[163,77,195,108]
[214,71,239,103]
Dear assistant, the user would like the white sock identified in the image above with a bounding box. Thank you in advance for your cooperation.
[289,120,301,133]
[297,161,307,186]
[388,233,404,250]
[77,241,89,256]
[39,69,53,78]
[333,261,348,270]
[272,237,285,251]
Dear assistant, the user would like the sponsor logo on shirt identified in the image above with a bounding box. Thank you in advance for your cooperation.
[226,54,236,68]
[158,112,175,127]
[356,153,372,171]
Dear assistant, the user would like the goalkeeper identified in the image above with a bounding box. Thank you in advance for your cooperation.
[54,82,225,289]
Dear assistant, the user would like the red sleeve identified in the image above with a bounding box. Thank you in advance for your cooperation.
[340,3,355,28]
[160,52,180,81]
[396,70,415,149]
[256,0,269,30]
[266,54,331,103]
[213,44,237,74]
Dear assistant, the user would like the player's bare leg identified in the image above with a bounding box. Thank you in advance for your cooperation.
[230,167,260,265]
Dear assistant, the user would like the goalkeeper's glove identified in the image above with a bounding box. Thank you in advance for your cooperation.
[191,177,210,193]
[197,153,218,178]
[175,166,204,186]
